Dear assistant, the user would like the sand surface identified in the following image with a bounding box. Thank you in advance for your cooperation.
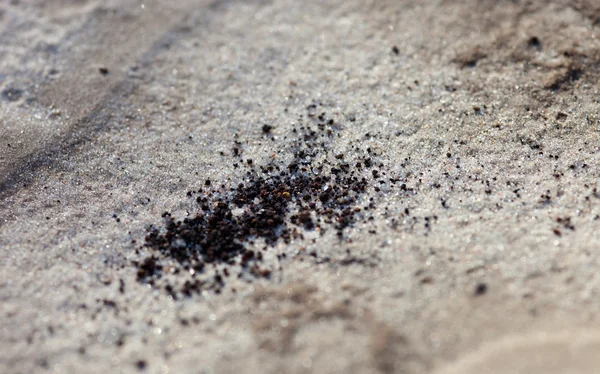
[2,0,600,373]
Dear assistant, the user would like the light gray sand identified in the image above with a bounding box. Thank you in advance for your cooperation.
[1,0,600,373]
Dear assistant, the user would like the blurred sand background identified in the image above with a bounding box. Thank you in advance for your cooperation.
[2,0,600,373]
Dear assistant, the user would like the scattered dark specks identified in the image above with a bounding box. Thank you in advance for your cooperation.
[556,216,575,231]
[138,102,378,296]
[440,198,448,208]
[135,256,162,281]
[135,360,147,370]
[556,112,568,122]
[474,282,488,296]
[1,87,23,102]
[262,124,273,134]
[527,36,542,51]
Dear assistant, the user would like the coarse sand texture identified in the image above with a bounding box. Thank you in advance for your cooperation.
[2,1,600,373]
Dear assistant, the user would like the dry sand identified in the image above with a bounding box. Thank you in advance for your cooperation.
[2,0,600,373]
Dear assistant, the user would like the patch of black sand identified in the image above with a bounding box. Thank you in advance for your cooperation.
[136,103,381,296]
